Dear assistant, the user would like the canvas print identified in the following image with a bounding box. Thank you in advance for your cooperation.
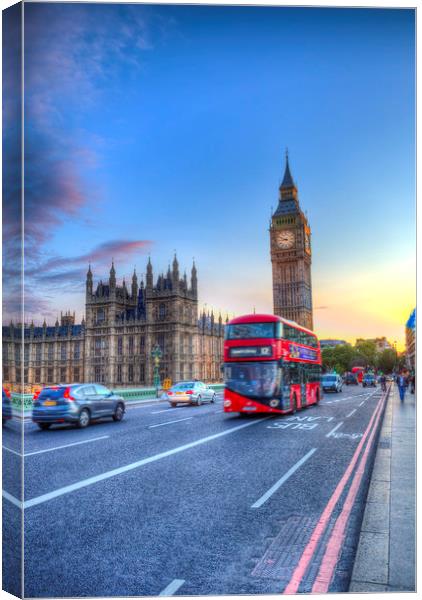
[2,2,416,598]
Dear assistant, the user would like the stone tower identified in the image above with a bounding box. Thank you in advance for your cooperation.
[270,151,313,330]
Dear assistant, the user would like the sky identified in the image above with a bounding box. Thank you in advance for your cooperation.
[2,3,416,350]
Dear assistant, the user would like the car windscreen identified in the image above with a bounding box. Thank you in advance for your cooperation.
[322,376,337,382]
[225,322,276,340]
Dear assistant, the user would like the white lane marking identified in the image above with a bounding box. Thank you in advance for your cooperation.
[2,490,22,509]
[148,417,193,429]
[2,446,22,457]
[159,579,185,597]
[24,435,110,457]
[346,409,357,418]
[4,435,109,457]
[358,401,365,406]
[251,448,317,509]
[326,422,344,438]
[151,408,180,414]
[4,416,271,510]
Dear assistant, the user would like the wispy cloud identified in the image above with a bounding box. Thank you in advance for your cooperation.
[3,3,167,322]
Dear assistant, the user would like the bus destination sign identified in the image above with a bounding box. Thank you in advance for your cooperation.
[229,346,272,358]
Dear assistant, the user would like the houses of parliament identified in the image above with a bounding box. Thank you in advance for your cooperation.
[2,153,314,390]
[2,258,225,389]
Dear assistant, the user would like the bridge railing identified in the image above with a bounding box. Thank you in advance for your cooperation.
[10,383,225,409]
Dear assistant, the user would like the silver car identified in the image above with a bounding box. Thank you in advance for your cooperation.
[166,381,217,407]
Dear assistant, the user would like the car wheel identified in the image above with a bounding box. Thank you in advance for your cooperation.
[196,396,202,406]
[38,423,51,430]
[113,403,124,422]
[211,394,216,403]
[77,408,90,428]
[170,402,177,408]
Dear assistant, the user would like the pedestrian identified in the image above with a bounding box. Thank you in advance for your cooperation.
[396,372,408,402]
[410,373,415,394]
[380,374,387,393]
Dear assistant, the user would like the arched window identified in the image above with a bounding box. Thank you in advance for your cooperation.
[159,303,166,320]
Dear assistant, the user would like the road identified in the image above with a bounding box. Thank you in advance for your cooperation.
[2,384,387,597]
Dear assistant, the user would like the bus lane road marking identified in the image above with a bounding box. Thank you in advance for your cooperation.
[267,415,334,432]
[251,448,317,508]
[3,416,272,510]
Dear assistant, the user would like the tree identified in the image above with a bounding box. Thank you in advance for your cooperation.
[377,348,396,373]
[354,341,377,369]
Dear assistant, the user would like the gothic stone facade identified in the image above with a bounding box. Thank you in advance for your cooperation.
[2,257,224,389]
[270,154,314,330]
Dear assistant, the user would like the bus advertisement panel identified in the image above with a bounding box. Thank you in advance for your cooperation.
[223,314,322,415]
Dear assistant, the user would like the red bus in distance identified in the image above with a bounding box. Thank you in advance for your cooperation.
[351,366,365,383]
[223,314,322,415]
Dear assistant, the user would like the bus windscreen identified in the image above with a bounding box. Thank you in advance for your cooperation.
[225,322,277,340]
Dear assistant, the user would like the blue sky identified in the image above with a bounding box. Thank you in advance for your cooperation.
[4,3,415,347]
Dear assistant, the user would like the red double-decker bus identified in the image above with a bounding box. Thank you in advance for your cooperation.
[223,314,322,415]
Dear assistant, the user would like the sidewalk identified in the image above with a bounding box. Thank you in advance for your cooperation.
[349,384,416,592]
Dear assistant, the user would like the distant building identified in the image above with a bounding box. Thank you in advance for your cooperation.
[405,308,415,371]
[320,339,349,348]
[355,337,392,352]
[2,258,225,390]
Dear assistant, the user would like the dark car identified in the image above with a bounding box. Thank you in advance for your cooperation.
[362,374,376,387]
[344,373,359,385]
[322,374,343,393]
[32,384,125,430]
[2,387,13,425]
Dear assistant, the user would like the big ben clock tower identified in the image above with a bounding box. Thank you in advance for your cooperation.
[270,152,313,330]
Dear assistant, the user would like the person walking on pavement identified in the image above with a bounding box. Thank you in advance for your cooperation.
[396,372,408,402]
[410,372,415,394]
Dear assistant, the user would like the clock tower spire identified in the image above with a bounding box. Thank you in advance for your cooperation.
[270,151,313,330]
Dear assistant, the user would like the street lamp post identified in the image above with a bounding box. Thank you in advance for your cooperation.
[151,344,163,397]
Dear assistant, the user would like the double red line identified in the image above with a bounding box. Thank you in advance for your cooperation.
[283,387,389,594]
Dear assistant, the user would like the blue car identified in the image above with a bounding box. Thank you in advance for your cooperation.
[32,384,125,430]
[2,387,13,426]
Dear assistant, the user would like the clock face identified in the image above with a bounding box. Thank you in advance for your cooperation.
[276,230,295,249]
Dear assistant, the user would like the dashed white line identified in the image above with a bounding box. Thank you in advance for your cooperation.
[151,408,180,414]
[3,416,271,510]
[326,422,344,438]
[24,435,110,456]
[3,435,110,457]
[148,417,193,428]
[358,401,365,406]
[251,448,317,508]
[346,409,357,418]
[159,579,185,596]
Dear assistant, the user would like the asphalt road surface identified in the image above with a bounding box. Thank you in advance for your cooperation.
[2,383,387,597]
